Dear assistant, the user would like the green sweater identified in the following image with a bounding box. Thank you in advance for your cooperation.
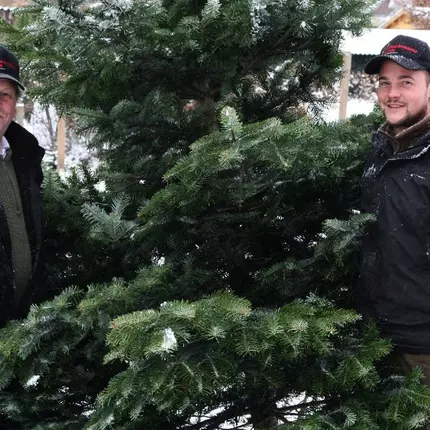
[0,148,32,303]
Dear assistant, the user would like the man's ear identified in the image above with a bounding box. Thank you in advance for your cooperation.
[427,72,430,99]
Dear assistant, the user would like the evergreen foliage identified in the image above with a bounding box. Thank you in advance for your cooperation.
[1,0,370,203]
[41,165,140,300]
[0,0,428,428]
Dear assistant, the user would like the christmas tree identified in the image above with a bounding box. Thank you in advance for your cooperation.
[0,0,429,428]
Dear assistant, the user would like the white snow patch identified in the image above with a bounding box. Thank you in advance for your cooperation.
[250,0,268,41]
[94,181,106,192]
[162,328,177,351]
[21,101,99,173]
[108,0,133,11]
[364,164,376,178]
[410,145,430,159]
[321,99,375,122]
[410,174,426,180]
[298,0,311,8]
[25,375,40,387]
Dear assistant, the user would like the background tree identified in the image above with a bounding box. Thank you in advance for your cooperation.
[0,0,429,429]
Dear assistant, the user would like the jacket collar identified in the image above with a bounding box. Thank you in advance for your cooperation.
[4,121,44,164]
[378,114,430,153]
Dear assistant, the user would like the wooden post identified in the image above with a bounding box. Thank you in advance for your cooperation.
[339,52,352,120]
[15,102,24,126]
[57,117,66,172]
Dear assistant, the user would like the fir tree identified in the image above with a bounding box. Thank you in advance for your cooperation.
[0,0,429,429]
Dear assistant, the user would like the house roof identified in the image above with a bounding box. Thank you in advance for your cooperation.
[0,0,30,6]
[0,6,15,23]
[373,0,395,16]
[378,8,411,28]
[341,28,430,55]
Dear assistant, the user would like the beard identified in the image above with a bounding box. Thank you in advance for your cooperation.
[385,102,428,130]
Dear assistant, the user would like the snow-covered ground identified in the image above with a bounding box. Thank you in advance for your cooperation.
[21,102,98,172]
[321,99,376,122]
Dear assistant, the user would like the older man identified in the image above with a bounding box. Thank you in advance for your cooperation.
[0,45,44,324]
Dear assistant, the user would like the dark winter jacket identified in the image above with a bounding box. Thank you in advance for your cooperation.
[357,115,430,353]
[0,121,44,325]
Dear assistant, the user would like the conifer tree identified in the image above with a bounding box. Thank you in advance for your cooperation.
[0,0,429,429]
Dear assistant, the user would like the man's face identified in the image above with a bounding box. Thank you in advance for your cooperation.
[377,60,430,131]
[0,79,17,138]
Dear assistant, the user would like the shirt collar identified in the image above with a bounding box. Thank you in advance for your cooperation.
[1,136,10,160]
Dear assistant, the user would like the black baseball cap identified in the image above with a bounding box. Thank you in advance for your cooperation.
[365,35,430,75]
[0,45,25,91]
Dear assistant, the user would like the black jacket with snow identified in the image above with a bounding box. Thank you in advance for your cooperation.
[357,116,430,353]
[0,121,44,324]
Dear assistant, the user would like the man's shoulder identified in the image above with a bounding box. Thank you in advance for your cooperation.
[5,121,45,163]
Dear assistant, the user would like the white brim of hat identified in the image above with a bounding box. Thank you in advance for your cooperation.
[0,74,25,91]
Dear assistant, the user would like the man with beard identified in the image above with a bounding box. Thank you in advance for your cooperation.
[0,45,44,326]
[357,34,430,408]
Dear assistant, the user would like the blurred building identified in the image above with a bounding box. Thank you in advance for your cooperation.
[372,0,430,29]
[0,0,31,23]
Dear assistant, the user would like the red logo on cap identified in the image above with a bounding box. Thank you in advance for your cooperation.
[0,60,17,70]
[383,44,418,55]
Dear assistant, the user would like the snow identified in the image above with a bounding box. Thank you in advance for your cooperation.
[414,7,430,15]
[364,164,377,178]
[94,181,106,192]
[410,144,430,159]
[108,0,133,11]
[410,174,426,180]
[299,0,311,8]
[250,0,269,41]
[189,406,250,428]
[21,101,99,173]
[341,29,430,55]
[162,328,177,351]
[202,0,221,18]
[187,395,312,428]
[321,99,375,122]
[24,375,40,387]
